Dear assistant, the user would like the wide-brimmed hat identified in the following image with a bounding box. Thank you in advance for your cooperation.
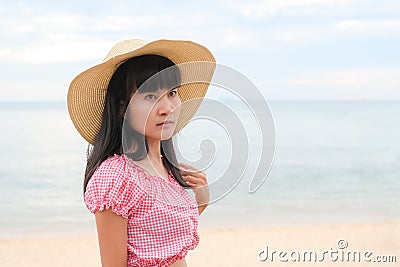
[67,39,216,145]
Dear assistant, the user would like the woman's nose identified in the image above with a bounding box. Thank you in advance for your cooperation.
[157,93,174,114]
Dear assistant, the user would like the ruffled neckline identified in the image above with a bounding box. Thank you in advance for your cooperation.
[121,154,174,183]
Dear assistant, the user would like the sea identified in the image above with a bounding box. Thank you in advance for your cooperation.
[0,100,399,238]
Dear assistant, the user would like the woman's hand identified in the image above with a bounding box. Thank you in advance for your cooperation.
[179,162,209,215]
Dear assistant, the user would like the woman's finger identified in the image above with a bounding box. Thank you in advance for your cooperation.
[179,163,201,174]
[182,175,206,186]
[179,165,206,179]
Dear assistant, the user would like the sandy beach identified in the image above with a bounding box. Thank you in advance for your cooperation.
[1,221,398,267]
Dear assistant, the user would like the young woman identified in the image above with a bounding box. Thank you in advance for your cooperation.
[67,39,216,267]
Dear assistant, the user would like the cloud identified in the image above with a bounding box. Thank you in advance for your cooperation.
[1,0,398,65]
[333,19,400,35]
[224,0,400,19]
[272,19,400,43]
[0,1,399,102]
[0,6,268,64]
[0,9,120,63]
[226,0,338,18]
[0,39,114,64]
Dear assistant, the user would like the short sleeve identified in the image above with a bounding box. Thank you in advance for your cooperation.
[84,154,146,219]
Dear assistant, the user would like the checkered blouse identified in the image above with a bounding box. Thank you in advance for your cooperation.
[84,154,200,267]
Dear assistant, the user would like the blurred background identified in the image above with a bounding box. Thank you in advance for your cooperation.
[0,0,399,237]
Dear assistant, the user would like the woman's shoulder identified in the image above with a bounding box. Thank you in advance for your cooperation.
[95,153,126,173]
[85,153,146,218]
[89,153,146,187]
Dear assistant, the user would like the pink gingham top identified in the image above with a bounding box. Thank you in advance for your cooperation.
[84,153,200,267]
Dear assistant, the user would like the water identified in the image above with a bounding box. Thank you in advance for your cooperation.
[0,100,399,237]
[0,102,90,237]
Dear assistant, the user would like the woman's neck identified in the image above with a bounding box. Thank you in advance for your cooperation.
[145,138,162,165]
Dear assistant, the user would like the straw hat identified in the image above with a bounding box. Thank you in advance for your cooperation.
[67,39,216,145]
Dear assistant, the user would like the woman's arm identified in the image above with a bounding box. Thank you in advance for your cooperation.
[95,208,128,267]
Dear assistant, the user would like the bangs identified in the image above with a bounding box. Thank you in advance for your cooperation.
[137,65,181,93]
[122,54,181,94]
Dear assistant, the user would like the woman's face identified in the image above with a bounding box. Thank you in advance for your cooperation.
[126,88,181,141]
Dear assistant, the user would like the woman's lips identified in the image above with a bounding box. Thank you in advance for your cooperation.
[156,120,174,126]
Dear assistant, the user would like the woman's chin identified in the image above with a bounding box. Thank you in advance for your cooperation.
[145,128,175,141]
[160,131,175,140]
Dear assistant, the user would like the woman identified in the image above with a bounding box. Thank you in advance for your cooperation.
[67,39,216,267]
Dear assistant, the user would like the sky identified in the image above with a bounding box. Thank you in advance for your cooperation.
[0,0,399,102]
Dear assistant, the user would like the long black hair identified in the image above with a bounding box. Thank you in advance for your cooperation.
[83,54,190,194]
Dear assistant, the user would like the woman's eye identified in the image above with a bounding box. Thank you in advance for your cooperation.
[169,90,178,97]
[145,94,156,100]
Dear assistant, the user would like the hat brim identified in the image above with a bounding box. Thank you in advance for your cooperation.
[67,39,216,145]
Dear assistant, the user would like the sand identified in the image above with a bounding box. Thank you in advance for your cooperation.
[1,221,399,267]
